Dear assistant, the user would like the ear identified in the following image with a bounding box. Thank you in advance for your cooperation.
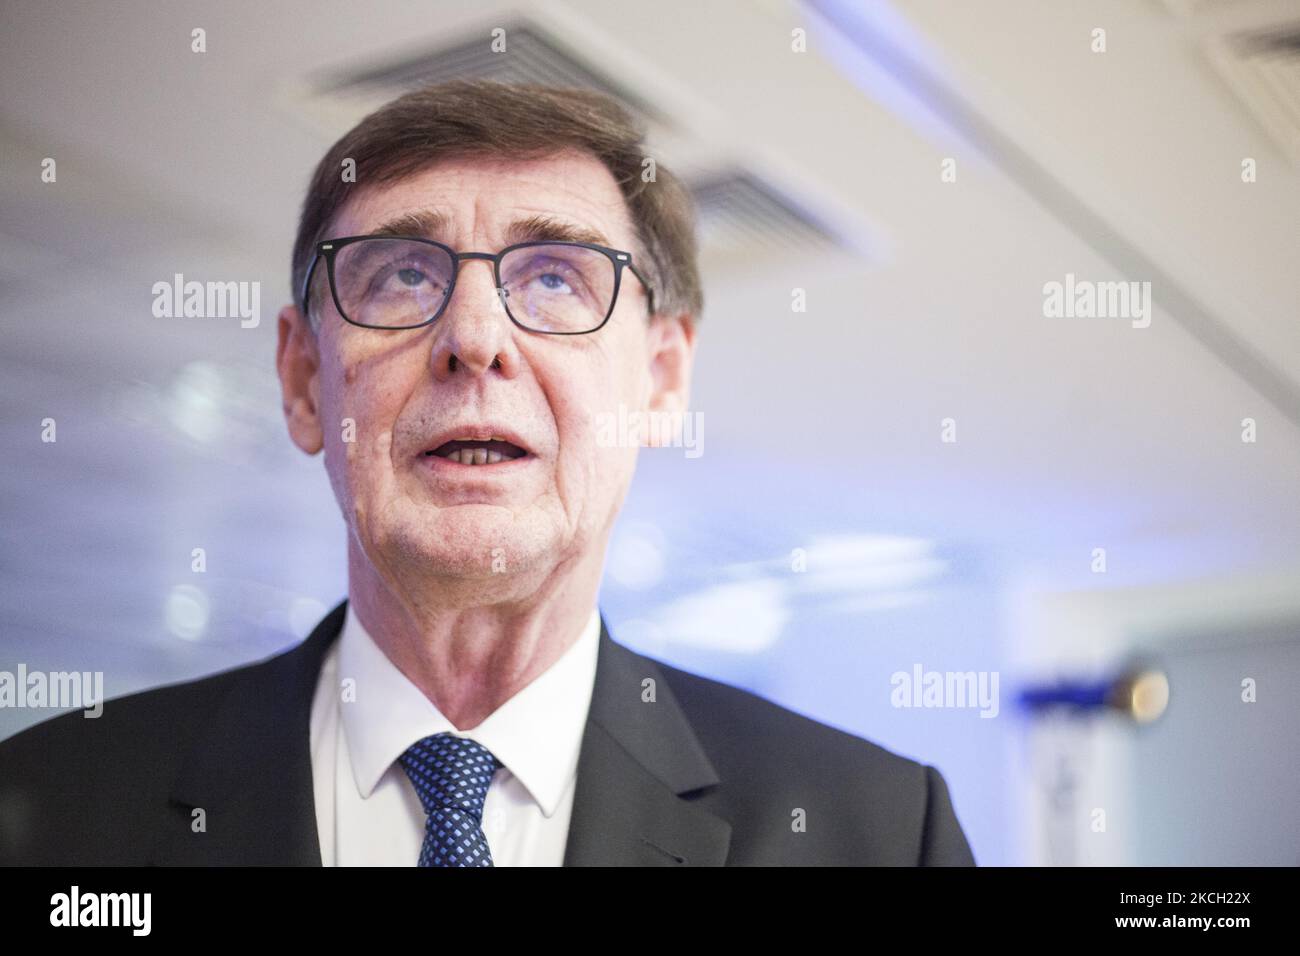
[276,303,324,455]
[644,313,697,445]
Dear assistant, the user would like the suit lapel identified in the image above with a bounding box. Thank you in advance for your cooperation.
[149,601,344,865]
[149,601,731,866]
[562,615,731,866]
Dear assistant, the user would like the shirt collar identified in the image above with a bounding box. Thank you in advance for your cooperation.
[337,601,602,818]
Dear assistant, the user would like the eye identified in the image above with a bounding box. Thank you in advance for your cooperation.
[396,268,427,287]
[535,271,573,294]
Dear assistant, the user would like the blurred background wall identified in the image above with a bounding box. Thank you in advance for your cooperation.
[2,0,1298,866]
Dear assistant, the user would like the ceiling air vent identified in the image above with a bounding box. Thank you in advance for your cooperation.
[279,22,667,138]
[1207,22,1300,166]
[688,170,847,265]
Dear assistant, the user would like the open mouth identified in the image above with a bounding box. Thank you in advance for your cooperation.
[423,438,530,466]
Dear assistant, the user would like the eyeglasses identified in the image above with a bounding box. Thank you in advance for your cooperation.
[301,236,656,334]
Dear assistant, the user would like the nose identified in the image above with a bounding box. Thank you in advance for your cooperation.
[428,256,519,381]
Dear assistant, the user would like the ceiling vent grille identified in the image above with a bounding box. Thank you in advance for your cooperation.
[690,171,845,262]
[1208,22,1300,166]
[283,22,666,136]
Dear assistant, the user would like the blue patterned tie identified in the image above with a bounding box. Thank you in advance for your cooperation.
[398,732,502,867]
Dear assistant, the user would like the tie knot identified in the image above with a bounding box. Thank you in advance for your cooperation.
[398,732,501,820]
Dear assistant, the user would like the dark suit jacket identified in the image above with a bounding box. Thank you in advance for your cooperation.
[0,600,975,865]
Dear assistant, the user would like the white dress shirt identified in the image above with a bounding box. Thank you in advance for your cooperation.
[308,601,602,866]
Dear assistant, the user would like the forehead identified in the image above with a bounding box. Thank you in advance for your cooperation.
[328,148,635,247]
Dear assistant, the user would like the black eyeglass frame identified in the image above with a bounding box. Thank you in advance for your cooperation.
[301,235,657,334]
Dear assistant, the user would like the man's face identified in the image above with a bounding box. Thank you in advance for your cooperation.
[276,149,695,593]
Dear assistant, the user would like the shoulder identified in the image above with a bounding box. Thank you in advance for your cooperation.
[654,655,931,789]
[0,647,287,864]
[645,653,974,864]
[0,649,273,761]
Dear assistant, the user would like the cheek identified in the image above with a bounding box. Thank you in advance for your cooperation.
[558,376,642,506]
[330,336,412,422]
[320,354,360,454]
[571,339,648,459]
[319,350,399,490]
[545,376,610,507]
[618,331,653,405]
[316,362,360,508]
[603,330,652,406]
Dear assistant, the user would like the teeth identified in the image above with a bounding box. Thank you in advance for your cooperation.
[438,447,512,465]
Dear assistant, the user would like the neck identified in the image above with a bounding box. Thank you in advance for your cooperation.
[346,536,606,730]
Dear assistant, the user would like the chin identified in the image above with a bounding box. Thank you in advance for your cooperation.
[386,509,553,577]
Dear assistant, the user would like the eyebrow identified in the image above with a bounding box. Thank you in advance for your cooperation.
[503,214,609,248]
[368,209,452,240]
[365,209,611,248]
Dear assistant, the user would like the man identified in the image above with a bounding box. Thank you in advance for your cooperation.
[0,80,975,866]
